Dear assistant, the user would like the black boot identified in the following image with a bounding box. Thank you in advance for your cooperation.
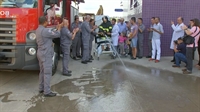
[90,55,94,60]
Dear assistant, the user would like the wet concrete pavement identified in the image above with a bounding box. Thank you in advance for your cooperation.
[0,57,200,112]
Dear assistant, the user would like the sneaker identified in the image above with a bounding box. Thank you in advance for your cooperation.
[77,55,82,58]
[72,57,80,60]
[149,58,154,61]
[87,60,92,63]
[172,65,180,68]
[138,56,143,59]
[81,61,87,64]
[90,56,94,60]
[131,57,136,60]
[44,92,57,97]
[39,90,44,93]
[182,69,187,71]
[146,56,151,58]
[171,60,175,62]
[183,70,192,74]
[63,73,72,76]
[155,60,160,63]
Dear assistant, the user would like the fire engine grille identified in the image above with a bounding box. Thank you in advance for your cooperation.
[0,18,16,64]
[0,18,16,45]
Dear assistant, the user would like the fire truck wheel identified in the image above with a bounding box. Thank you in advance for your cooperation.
[52,52,58,76]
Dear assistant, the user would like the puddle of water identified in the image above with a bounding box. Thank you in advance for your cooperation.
[27,61,200,112]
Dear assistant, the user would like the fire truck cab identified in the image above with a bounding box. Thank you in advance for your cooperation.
[0,0,84,74]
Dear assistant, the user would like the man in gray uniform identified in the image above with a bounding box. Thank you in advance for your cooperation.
[89,19,97,60]
[146,17,155,58]
[71,15,82,60]
[36,16,62,97]
[137,18,145,59]
[81,15,95,64]
[61,18,79,76]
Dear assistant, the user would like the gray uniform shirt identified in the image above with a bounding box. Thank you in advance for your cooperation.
[36,25,60,59]
[60,27,72,47]
[71,21,82,37]
[81,21,91,39]
[137,24,145,37]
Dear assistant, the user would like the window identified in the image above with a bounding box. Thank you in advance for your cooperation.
[130,0,139,9]
[133,0,138,8]
[0,0,38,8]
[130,0,133,9]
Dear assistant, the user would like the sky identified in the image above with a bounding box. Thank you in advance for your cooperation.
[79,0,123,17]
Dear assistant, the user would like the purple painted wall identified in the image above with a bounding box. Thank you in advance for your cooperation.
[131,0,200,56]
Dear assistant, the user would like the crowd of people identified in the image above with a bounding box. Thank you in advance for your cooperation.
[35,15,200,97]
[115,17,200,75]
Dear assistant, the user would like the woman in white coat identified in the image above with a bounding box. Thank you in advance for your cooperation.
[170,17,185,62]
[110,18,119,51]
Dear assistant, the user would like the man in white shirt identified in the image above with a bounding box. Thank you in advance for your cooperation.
[47,4,56,25]
[170,17,185,62]
[149,17,164,63]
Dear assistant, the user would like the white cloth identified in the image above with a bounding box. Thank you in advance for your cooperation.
[170,23,185,49]
[47,7,56,23]
[111,24,119,46]
[152,38,161,60]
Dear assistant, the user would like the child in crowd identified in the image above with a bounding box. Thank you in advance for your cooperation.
[124,40,130,56]
[118,32,127,56]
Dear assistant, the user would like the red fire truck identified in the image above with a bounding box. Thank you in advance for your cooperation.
[0,0,84,74]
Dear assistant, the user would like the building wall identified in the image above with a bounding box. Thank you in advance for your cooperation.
[122,0,142,20]
[122,0,129,20]
[123,0,200,60]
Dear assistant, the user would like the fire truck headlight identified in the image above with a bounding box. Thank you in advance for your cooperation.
[28,32,36,40]
[28,48,36,55]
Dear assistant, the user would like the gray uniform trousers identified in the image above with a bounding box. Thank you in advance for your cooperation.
[81,21,91,61]
[137,36,144,57]
[37,51,52,95]
[148,39,152,56]
[72,35,81,57]
[80,35,83,56]
[79,36,82,56]
[71,22,82,57]
[36,25,60,95]
[61,45,70,74]
[82,36,90,61]
[60,27,73,74]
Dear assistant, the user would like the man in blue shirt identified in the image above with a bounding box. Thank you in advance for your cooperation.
[118,18,127,35]
[149,17,164,63]
[172,38,187,67]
